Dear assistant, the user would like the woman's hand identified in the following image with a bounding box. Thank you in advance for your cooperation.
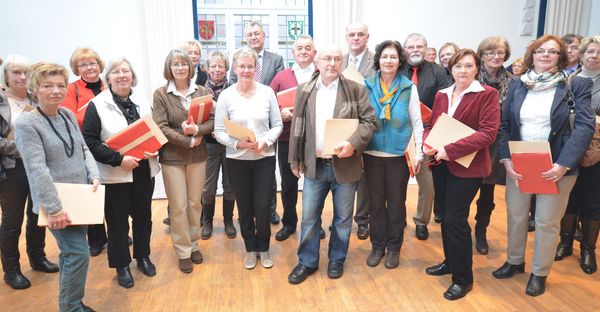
[181,120,197,136]
[91,178,101,192]
[503,160,523,181]
[47,211,72,230]
[143,151,159,159]
[236,138,258,150]
[280,107,294,122]
[120,156,140,171]
[250,140,267,154]
[435,147,449,161]
[413,159,422,175]
[542,163,568,182]
[423,145,437,156]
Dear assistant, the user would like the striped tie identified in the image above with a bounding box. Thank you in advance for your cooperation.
[253,55,262,82]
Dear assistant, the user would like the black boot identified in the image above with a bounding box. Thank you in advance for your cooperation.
[525,273,546,297]
[475,224,489,255]
[580,219,599,274]
[223,200,237,238]
[555,213,577,260]
[201,203,215,240]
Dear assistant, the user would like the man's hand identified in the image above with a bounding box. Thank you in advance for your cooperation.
[334,141,355,158]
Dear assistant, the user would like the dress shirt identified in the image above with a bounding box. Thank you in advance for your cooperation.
[349,50,367,69]
[292,63,316,85]
[519,87,556,141]
[439,80,486,117]
[315,76,339,157]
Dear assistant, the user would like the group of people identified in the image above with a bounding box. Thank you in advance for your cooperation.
[1,19,599,311]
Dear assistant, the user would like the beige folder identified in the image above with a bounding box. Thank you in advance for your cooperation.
[223,118,256,143]
[322,119,359,155]
[508,141,553,163]
[424,113,476,168]
[38,183,105,226]
[342,65,365,85]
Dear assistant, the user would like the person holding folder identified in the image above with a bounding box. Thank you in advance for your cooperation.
[14,62,101,312]
[423,49,500,300]
[362,40,424,269]
[83,57,160,288]
[495,35,595,296]
[214,47,282,270]
[153,49,213,274]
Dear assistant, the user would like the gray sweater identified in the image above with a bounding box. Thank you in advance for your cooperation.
[14,107,100,214]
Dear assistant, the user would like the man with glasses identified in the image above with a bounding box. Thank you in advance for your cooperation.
[400,33,452,240]
[287,46,377,284]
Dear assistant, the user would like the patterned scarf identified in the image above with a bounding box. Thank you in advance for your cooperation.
[379,77,398,120]
[205,77,229,101]
[520,68,567,92]
[479,66,512,104]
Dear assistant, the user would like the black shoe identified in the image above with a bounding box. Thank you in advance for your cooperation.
[416,225,429,240]
[319,227,326,240]
[384,251,400,269]
[525,273,546,296]
[30,257,59,273]
[327,261,344,279]
[163,217,170,226]
[201,223,213,240]
[527,218,535,232]
[366,249,385,267]
[357,224,369,240]
[475,230,489,255]
[270,212,281,225]
[443,283,473,300]
[137,257,156,277]
[434,214,442,224]
[288,264,318,284]
[128,236,133,246]
[3,270,31,290]
[81,302,95,312]
[493,262,525,279]
[276,226,296,241]
[89,244,105,257]
[425,262,451,276]
[224,220,237,239]
[116,266,134,289]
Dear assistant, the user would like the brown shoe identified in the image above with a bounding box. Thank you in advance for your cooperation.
[191,251,203,264]
[178,258,193,273]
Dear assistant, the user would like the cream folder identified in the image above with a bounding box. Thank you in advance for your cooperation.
[322,119,359,155]
[38,183,105,226]
[424,113,476,168]
[223,118,257,143]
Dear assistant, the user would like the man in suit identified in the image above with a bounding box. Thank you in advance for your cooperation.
[399,33,452,240]
[342,22,374,240]
[229,20,285,225]
[287,46,377,284]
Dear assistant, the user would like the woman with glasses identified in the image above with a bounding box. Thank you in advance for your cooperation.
[214,47,282,269]
[494,35,595,296]
[83,57,160,288]
[153,49,213,274]
[471,36,513,255]
[424,49,500,300]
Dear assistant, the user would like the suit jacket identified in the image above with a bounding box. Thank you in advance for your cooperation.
[424,84,500,178]
[195,66,208,86]
[498,77,595,176]
[399,61,452,110]
[343,50,375,78]
[289,75,377,183]
[229,50,284,85]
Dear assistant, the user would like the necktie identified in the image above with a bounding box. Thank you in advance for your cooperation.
[411,66,419,86]
[354,57,360,68]
[253,55,262,82]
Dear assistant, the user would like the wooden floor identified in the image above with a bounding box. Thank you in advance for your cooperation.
[1,185,599,311]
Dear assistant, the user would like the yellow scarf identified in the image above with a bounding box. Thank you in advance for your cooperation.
[379,77,398,120]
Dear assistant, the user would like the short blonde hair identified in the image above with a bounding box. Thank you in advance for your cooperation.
[579,35,600,54]
[180,40,202,54]
[163,49,195,81]
[69,47,105,76]
[206,50,229,71]
[104,57,138,87]
[1,55,30,88]
[27,62,69,102]
[232,47,258,69]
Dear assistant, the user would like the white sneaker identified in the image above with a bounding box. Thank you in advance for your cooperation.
[259,251,273,268]
[244,251,257,269]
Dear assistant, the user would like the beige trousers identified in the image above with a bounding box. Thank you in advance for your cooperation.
[413,164,435,226]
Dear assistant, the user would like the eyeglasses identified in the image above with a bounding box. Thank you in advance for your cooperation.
[534,48,560,55]
[209,64,226,69]
[246,31,262,38]
[319,56,343,63]
[483,51,506,58]
[405,45,425,51]
[77,62,98,69]
[170,63,189,68]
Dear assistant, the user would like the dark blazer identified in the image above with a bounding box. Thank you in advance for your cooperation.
[498,77,595,175]
[424,84,500,178]
[229,50,284,85]
[399,61,452,110]
[195,66,208,86]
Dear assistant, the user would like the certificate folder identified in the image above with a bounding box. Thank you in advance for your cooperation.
[322,119,359,155]
[38,183,105,226]
[424,113,476,168]
[508,141,557,194]
[405,135,417,177]
[188,95,213,124]
[276,87,297,108]
[223,118,256,142]
[105,114,168,159]
[342,66,365,85]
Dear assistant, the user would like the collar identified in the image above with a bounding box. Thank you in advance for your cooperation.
[350,49,367,61]
[316,75,339,90]
[440,80,485,95]
[292,62,315,73]
[257,49,265,59]
[167,80,198,97]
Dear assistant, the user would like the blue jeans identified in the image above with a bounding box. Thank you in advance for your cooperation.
[298,161,357,268]
[49,225,89,312]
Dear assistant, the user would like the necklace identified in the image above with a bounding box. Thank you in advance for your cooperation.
[36,107,75,157]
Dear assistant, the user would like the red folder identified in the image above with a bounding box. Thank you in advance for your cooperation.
[420,102,431,124]
[277,87,297,108]
[188,95,213,124]
[405,135,417,177]
[105,115,168,159]
[511,153,559,194]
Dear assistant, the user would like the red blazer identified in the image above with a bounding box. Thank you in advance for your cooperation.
[424,84,500,178]
[61,79,105,128]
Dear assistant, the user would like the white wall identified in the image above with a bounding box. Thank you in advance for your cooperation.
[589,0,600,35]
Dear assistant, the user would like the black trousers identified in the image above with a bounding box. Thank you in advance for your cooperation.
[432,162,481,286]
[364,154,409,252]
[227,156,275,252]
[105,160,154,268]
[87,224,107,248]
[567,161,600,220]
[0,159,46,272]
[475,183,495,229]
[277,141,299,229]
